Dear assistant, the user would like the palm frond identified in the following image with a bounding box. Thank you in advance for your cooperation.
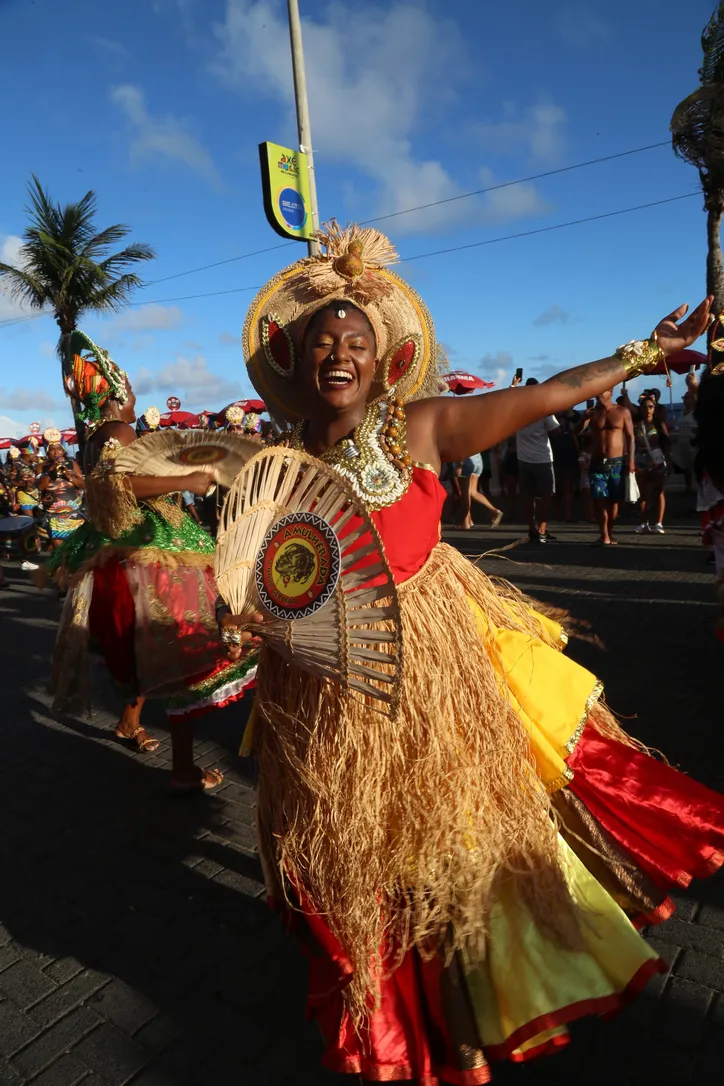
[0,263,49,309]
[3,175,155,335]
[25,175,62,237]
[98,243,156,277]
[85,273,147,314]
[701,3,724,85]
[81,223,132,256]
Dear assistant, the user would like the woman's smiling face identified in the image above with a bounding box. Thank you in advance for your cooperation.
[300,304,377,414]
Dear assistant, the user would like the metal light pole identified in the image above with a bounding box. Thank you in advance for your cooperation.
[287,0,320,255]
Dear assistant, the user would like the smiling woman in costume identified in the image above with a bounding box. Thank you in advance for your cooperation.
[228,223,724,1083]
[48,331,257,790]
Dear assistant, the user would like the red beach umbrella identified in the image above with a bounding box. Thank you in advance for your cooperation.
[0,438,13,450]
[159,410,200,429]
[60,429,78,445]
[442,371,495,395]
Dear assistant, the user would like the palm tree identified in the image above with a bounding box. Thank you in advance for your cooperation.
[0,175,155,439]
[671,3,724,324]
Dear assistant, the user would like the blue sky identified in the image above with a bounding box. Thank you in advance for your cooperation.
[0,0,716,436]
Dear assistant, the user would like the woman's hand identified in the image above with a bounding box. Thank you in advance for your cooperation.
[183,471,216,496]
[220,610,265,662]
[654,297,713,357]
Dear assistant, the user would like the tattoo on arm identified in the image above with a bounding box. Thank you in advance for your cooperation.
[553,357,621,390]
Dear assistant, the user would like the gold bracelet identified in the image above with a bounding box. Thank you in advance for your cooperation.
[615,333,666,378]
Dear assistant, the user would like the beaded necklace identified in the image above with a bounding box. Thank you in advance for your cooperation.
[288,398,412,512]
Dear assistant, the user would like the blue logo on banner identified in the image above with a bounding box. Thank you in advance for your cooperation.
[279,187,306,230]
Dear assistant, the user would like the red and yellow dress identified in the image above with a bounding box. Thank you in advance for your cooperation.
[48,440,256,718]
[253,465,724,1085]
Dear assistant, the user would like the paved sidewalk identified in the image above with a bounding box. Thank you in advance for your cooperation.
[0,509,722,1086]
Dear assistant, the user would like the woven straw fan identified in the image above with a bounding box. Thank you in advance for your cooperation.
[215,445,402,715]
[113,430,259,488]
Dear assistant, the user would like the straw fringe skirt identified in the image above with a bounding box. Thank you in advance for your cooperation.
[251,542,724,1083]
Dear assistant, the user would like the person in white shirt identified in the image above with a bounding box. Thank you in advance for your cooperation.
[514,377,560,543]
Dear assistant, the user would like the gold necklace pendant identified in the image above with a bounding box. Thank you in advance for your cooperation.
[289,400,412,512]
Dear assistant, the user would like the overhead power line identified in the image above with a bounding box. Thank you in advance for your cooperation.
[0,187,700,329]
[400,192,699,263]
[362,141,671,227]
[144,242,290,287]
[136,139,672,289]
[0,139,676,327]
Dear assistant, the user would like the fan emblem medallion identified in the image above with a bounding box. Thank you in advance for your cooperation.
[175,445,229,466]
[256,511,341,620]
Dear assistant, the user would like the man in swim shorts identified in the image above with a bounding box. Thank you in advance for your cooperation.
[579,389,635,545]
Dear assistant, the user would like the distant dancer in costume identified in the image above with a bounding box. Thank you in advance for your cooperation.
[15,444,42,518]
[37,429,85,549]
[226,222,724,1083]
[48,331,256,790]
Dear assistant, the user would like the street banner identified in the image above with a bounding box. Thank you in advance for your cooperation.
[259,141,314,241]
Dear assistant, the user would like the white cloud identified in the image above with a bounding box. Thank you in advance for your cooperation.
[133,355,243,407]
[0,414,24,439]
[0,388,63,412]
[1,235,23,267]
[533,305,571,326]
[212,1,483,234]
[476,168,552,223]
[475,103,566,164]
[209,2,556,233]
[108,304,183,332]
[479,350,514,372]
[87,35,129,59]
[111,84,222,188]
[218,331,238,346]
[556,7,610,46]
[0,234,33,323]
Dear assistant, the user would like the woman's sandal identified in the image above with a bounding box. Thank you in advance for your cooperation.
[170,768,224,796]
[115,726,160,753]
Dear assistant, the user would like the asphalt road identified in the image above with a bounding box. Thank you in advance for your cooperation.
[0,500,721,1086]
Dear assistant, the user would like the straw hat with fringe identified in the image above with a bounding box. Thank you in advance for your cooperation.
[243,222,440,421]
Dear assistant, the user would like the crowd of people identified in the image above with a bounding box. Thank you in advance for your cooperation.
[442,370,702,547]
[2,224,724,1083]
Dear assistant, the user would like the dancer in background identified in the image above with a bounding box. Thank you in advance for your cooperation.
[48,331,257,789]
[36,429,85,550]
[228,223,723,1084]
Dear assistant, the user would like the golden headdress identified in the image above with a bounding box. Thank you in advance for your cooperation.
[243,222,439,421]
[43,427,62,447]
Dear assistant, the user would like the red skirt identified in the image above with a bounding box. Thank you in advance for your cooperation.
[286,725,724,1084]
[87,557,257,717]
